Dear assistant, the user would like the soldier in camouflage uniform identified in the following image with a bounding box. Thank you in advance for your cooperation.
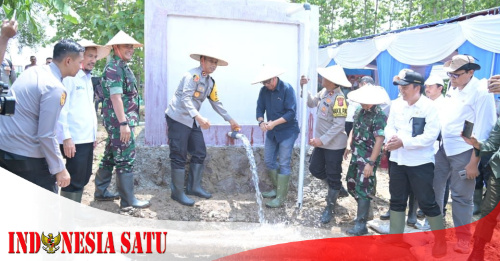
[344,85,388,236]
[95,31,150,208]
[301,65,351,223]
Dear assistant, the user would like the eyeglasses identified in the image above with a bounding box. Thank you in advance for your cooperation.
[447,72,466,79]
[261,78,272,85]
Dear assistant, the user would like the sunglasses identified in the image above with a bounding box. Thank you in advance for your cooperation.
[447,72,466,79]
[261,78,272,85]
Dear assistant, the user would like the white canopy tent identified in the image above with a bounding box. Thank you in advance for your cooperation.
[319,12,500,69]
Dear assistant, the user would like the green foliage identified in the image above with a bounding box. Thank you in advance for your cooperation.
[292,0,500,45]
[1,0,80,48]
[49,0,145,86]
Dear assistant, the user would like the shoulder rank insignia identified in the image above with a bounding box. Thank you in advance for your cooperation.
[60,92,67,106]
[209,77,219,102]
[41,232,61,254]
[193,74,200,82]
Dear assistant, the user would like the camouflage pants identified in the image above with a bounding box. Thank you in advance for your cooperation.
[99,126,135,175]
[346,155,377,201]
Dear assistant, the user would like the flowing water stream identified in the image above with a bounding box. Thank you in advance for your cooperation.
[234,133,265,223]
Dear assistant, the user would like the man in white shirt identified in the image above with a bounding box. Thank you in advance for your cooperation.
[385,69,446,258]
[434,55,496,254]
[57,40,110,202]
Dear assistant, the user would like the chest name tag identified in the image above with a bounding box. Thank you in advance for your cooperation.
[332,96,347,117]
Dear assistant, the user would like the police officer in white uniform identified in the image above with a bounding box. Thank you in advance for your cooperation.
[0,39,84,192]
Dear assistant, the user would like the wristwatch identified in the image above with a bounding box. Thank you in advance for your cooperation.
[367,160,375,166]
[120,121,128,126]
[258,121,264,126]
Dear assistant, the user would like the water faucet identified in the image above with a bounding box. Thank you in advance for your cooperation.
[227,131,243,139]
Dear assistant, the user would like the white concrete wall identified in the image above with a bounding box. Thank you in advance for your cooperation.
[145,0,319,146]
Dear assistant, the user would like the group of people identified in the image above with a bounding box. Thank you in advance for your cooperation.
[0,15,498,260]
[248,54,499,259]
[0,18,150,209]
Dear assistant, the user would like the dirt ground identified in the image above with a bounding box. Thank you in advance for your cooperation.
[80,123,500,260]
[83,124,393,229]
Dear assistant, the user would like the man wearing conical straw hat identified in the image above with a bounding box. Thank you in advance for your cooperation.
[253,64,300,208]
[96,30,150,209]
[165,47,240,206]
[56,39,111,203]
[301,65,350,222]
[342,84,388,235]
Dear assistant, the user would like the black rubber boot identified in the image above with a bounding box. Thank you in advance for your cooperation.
[94,168,120,201]
[171,169,195,206]
[472,188,483,215]
[339,185,349,198]
[117,172,151,208]
[320,187,340,224]
[380,209,390,220]
[346,199,370,236]
[467,237,487,261]
[186,163,212,199]
[61,190,83,203]
[427,214,447,258]
[262,169,278,198]
[407,195,418,228]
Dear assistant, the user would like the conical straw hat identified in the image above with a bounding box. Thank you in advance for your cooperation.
[78,39,111,60]
[347,84,390,105]
[105,30,143,48]
[190,45,228,66]
[317,65,352,87]
[251,64,285,85]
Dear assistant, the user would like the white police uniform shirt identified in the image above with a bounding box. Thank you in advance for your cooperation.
[0,63,66,174]
[57,69,98,144]
[384,95,440,166]
[441,77,496,156]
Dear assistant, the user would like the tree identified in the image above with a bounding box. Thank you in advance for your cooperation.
[292,0,500,45]
[49,0,145,86]
[1,0,81,48]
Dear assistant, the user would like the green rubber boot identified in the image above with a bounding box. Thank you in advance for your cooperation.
[262,169,278,198]
[428,214,447,258]
[265,174,290,208]
[60,191,83,203]
[390,210,406,234]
